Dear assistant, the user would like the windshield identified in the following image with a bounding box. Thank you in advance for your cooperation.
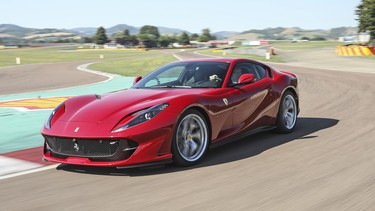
[131,62,230,89]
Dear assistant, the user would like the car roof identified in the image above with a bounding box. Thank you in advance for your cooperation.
[172,57,256,64]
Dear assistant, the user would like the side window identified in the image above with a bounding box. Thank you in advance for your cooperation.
[230,64,246,85]
[229,63,261,85]
[254,64,267,80]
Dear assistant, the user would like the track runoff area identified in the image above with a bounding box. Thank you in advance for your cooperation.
[0,63,135,179]
[1,49,375,183]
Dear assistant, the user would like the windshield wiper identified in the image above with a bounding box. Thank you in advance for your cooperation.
[151,85,191,88]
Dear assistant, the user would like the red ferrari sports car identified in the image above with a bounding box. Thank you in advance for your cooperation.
[41,58,299,168]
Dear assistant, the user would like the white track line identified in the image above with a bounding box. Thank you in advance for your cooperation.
[173,53,184,61]
[193,50,223,58]
[76,62,115,82]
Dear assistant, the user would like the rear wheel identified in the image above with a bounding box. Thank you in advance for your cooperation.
[276,91,297,133]
[172,109,209,166]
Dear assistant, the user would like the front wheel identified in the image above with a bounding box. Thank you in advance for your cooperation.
[276,91,298,133]
[172,109,209,166]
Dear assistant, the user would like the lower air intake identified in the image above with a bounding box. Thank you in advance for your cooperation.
[44,136,137,161]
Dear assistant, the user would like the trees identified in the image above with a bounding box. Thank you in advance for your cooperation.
[91,25,221,48]
[93,26,108,44]
[190,33,199,41]
[137,34,158,48]
[356,0,375,44]
[159,35,176,48]
[138,25,160,48]
[82,36,94,43]
[179,32,190,45]
[199,28,216,42]
[113,29,138,47]
[139,25,160,39]
[123,29,130,36]
[311,36,326,41]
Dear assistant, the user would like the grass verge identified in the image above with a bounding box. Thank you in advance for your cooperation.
[0,47,158,67]
[269,41,342,50]
[197,49,285,63]
[89,55,178,76]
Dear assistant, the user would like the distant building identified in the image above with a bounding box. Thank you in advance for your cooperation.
[338,36,357,43]
[103,42,124,49]
[241,40,269,46]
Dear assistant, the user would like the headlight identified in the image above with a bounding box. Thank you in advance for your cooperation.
[112,103,169,132]
[45,103,65,129]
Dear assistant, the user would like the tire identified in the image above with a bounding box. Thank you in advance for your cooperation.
[172,109,209,166]
[276,91,298,133]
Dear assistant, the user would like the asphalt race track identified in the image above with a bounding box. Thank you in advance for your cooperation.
[1,49,375,210]
[0,61,106,95]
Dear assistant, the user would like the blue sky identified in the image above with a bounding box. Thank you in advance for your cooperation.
[1,0,360,33]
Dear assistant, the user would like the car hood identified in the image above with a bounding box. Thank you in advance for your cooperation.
[60,88,206,123]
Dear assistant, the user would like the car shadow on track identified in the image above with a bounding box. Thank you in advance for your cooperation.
[57,117,338,176]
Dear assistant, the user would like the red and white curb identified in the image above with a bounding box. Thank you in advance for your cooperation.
[0,156,41,175]
[0,147,57,180]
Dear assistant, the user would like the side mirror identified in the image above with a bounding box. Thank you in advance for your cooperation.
[238,74,255,84]
[133,76,142,85]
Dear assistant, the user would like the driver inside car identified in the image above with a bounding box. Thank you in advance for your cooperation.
[186,66,223,88]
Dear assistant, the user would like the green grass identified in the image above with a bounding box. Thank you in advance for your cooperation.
[89,55,178,76]
[198,49,285,63]
[351,55,375,60]
[269,41,342,50]
[0,47,158,67]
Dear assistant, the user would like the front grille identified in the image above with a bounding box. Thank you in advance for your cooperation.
[44,136,138,161]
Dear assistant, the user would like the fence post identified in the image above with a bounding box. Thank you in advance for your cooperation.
[265,52,270,60]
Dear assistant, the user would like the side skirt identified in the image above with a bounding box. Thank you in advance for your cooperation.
[116,159,173,169]
[209,125,276,149]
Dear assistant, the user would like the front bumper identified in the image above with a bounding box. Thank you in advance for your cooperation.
[42,128,174,167]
